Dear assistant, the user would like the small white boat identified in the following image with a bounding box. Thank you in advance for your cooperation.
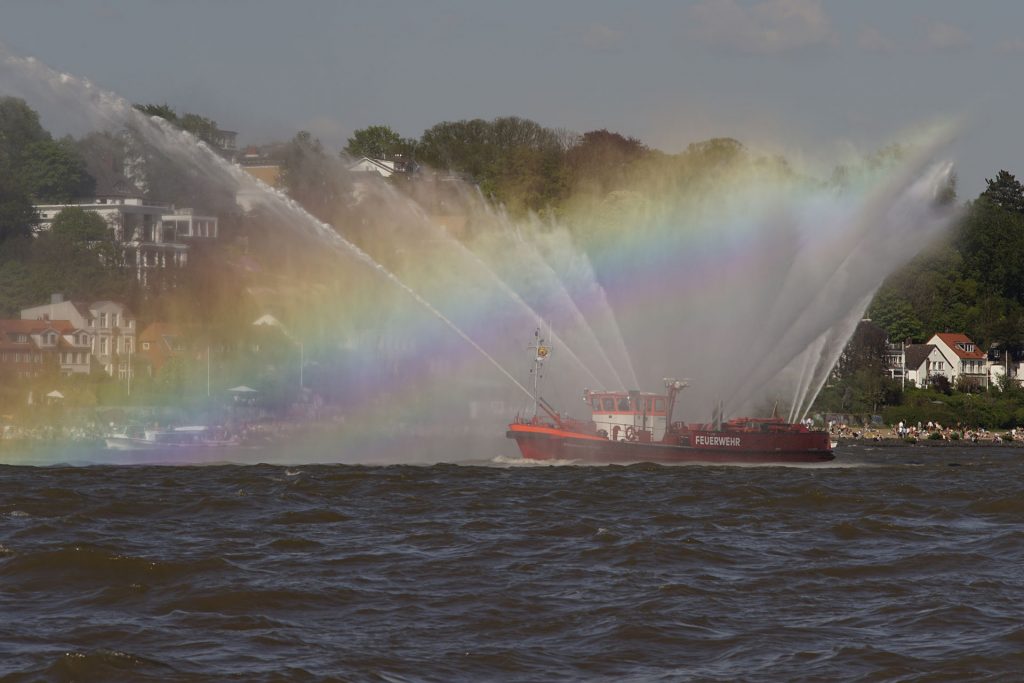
[105,425,238,451]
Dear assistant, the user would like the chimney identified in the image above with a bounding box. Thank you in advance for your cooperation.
[51,293,64,304]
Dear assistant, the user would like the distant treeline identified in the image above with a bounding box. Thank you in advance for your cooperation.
[3,95,1024,362]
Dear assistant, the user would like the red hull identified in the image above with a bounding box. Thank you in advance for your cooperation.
[507,423,834,464]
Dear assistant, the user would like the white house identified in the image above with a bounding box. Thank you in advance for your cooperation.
[902,343,948,387]
[987,345,1024,388]
[927,333,989,389]
[347,157,416,178]
[161,207,219,241]
[34,197,218,282]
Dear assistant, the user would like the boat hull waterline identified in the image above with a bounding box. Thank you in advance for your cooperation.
[507,423,833,463]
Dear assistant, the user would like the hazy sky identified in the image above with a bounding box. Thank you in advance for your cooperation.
[2,0,1022,196]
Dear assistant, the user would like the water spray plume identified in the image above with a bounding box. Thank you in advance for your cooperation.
[0,46,540,404]
[0,42,962,463]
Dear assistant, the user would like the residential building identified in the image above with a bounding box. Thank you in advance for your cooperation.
[347,156,417,178]
[928,333,989,389]
[137,322,185,374]
[902,344,948,388]
[238,146,282,186]
[987,345,1024,388]
[34,196,219,282]
[0,318,92,378]
[161,208,219,241]
[21,295,136,378]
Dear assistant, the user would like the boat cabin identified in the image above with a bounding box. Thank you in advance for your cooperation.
[584,389,669,441]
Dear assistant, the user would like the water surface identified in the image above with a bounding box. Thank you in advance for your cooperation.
[1,446,1021,681]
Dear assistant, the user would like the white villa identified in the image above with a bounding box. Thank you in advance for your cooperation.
[886,332,995,389]
[34,197,218,282]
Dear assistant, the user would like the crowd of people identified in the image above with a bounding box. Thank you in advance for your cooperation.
[827,419,1020,444]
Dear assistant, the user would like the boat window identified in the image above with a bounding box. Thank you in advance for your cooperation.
[646,398,653,412]
[655,398,665,412]
[591,397,600,410]
[602,397,614,411]
[617,397,630,411]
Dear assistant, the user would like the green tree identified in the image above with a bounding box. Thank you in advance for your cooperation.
[0,98,95,230]
[20,137,95,201]
[134,103,178,123]
[344,125,415,159]
[0,173,35,242]
[868,288,925,342]
[178,113,221,147]
[834,319,888,380]
[0,97,50,165]
[417,116,567,211]
[565,129,648,195]
[956,197,1024,302]
[981,170,1024,213]
[50,207,111,243]
[278,131,349,222]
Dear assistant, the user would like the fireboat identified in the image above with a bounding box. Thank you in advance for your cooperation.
[506,335,833,464]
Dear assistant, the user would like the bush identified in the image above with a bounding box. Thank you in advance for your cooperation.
[928,431,943,440]
[950,431,961,441]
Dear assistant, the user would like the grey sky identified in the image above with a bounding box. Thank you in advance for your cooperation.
[2,0,1022,196]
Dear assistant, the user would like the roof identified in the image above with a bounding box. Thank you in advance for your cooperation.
[139,322,181,343]
[0,319,77,335]
[904,344,936,371]
[933,333,987,360]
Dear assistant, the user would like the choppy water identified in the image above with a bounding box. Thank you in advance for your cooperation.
[1,446,1023,681]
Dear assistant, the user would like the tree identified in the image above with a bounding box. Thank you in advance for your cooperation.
[833,319,888,380]
[981,170,1024,213]
[344,125,415,159]
[416,116,568,211]
[0,98,95,233]
[956,197,1024,302]
[565,129,648,194]
[51,207,111,243]
[134,103,178,123]
[868,288,925,343]
[278,131,349,223]
[0,173,35,242]
[178,113,221,147]
[20,137,95,201]
[0,97,50,166]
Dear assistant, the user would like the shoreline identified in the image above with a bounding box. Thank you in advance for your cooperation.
[837,437,1023,448]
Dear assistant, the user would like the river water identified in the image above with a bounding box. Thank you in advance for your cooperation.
[1,445,1022,681]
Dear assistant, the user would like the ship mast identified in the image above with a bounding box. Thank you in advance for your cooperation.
[663,378,689,427]
[528,327,552,417]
